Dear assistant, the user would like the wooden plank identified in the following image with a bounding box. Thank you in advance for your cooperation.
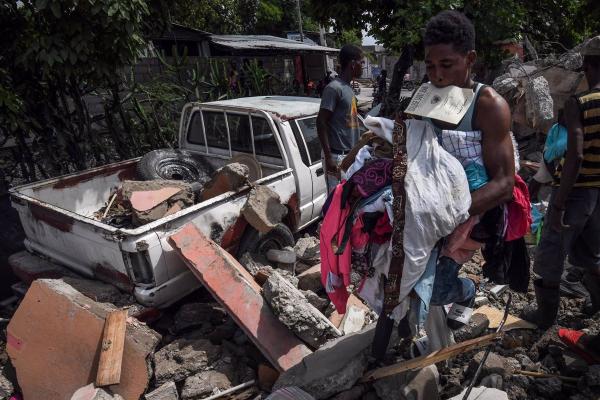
[473,305,537,331]
[96,309,128,386]
[169,223,312,372]
[361,332,500,383]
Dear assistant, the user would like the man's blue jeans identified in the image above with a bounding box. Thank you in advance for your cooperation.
[430,256,475,306]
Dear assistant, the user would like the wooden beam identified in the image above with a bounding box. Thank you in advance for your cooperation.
[361,332,500,383]
[96,309,128,386]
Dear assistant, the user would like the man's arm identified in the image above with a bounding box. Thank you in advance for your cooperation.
[550,97,584,230]
[317,86,339,177]
[470,87,515,215]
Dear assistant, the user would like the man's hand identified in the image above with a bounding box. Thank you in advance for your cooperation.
[325,157,340,179]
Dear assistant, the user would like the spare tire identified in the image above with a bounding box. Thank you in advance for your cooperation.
[236,223,295,259]
[136,149,214,188]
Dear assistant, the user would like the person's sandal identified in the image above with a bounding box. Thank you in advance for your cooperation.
[558,328,600,364]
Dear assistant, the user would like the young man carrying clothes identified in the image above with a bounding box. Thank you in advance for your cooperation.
[524,37,600,329]
[421,11,515,317]
[317,44,364,193]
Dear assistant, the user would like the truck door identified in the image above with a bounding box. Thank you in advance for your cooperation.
[291,116,328,221]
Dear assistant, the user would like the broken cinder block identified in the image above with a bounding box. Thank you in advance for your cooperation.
[153,337,221,385]
[241,185,288,234]
[144,381,179,400]
[263,272,340,349]
[200,163,249,201]
[7,279,161,400]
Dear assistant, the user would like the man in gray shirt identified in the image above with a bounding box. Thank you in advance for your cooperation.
[317,44,363,192]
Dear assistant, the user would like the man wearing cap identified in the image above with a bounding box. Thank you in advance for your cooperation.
[524,36,600,328]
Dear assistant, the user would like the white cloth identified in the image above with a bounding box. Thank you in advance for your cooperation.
[346,145,373,178]
[363,115,395,144]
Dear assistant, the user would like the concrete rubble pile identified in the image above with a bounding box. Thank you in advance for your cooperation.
[94,162,250,228]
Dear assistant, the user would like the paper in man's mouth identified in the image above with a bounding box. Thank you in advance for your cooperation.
[405,83,475,125]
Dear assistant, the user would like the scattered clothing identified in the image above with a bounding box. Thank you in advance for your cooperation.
[505,174,532,241]
[430,256,476,306]
[482,237,530,293]
[544,123,568,162]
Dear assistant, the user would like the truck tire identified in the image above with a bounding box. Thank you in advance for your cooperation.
[236,223,295,258]
[136,149,214,187]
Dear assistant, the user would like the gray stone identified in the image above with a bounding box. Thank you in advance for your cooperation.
[534,377,562,397]
[515,354,535,370]
[373,365,440,400]
[330,385,367,400]
[238,253,270,275]
[302,290,329,312]
[562,351,589,375]
[181,371,231,399]
[466,351,507,379]
[200,163,249,202]
[525,76,554,129]
[71,384,125,400]
[294,237,321,265]
[541,354,558,370]
[585,365,600,386]
[480,373,503,390]
[297,265,322,293]
[153,337,221,384]
[145,381,179,400]
[241,185,287,234]
[263,272,339,348]
[474,296,490,307]
[61,277,133,307]
[173,302,226,333]
[266,387,315,400]
[0,366,14,399]
[493,74,519,96]
[267,247,297,264]
[453,313,490,343]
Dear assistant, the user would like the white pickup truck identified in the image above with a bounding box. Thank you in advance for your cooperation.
[10,96,366,308]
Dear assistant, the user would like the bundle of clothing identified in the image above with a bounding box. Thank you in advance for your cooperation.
[320,116,532,338]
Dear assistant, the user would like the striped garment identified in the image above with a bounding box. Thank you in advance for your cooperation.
[556,89,600,187]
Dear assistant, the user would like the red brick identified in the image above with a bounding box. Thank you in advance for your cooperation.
[168,223,312,371]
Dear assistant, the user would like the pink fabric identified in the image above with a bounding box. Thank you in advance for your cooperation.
[351,216,369,251]
[442,216,482,264]
[320,183,352,313]
[505,174,532,241]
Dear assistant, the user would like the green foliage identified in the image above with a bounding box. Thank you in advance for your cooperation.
[336,29,362,47]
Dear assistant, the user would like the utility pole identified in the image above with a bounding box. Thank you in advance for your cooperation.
[296,0,303,42]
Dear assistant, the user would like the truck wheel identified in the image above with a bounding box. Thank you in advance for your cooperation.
[136,149,213,187]
[236,223,295,258]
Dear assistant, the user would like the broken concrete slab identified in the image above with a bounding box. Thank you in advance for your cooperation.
[241,185,287,234]
[200,163,249,202]
[466,351,508,379]
[61,277,134,307]
[453,313,490,343]
[9,250,78,285]
[302,290,329,313]
[329,295,370,329]
[525,76,554,129]
[153,337,221,384]
[294,237,321,265]
[168,223,312,371]
[71,384,125,400]
[266,387,315,400]
[181,371,231,399]
[7,279,160,400]
[121,180,194,227]
[238,253,270,276]
[297,264,322,293]
[263,271,340,349]
[373,365,440,400]
[273,324,376,399]
[340,305,366,335]
[144,381,179,400]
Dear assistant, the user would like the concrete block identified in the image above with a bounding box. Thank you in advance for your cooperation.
[181,371,231,400]
[168,223,312,372]
[373,365,440,400]
[297,264,322,292]
[9,250,77,285]
[7,279,160,400]
[241,185,287,234]
[294,237,320,265]
[153,337,221,384]
[525,76,554,129]
[144,381,179,400]
[200,163,249,201]
[263,272,340,349]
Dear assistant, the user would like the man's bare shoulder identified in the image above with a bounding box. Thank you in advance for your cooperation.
[476,85,511,129]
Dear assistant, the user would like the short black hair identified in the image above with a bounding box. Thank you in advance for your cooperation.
[339,44,363,69]
[424,10,475,54]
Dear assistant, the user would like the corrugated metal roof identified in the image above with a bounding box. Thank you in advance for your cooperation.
[210,35,339,53]
[201,96,322,120]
